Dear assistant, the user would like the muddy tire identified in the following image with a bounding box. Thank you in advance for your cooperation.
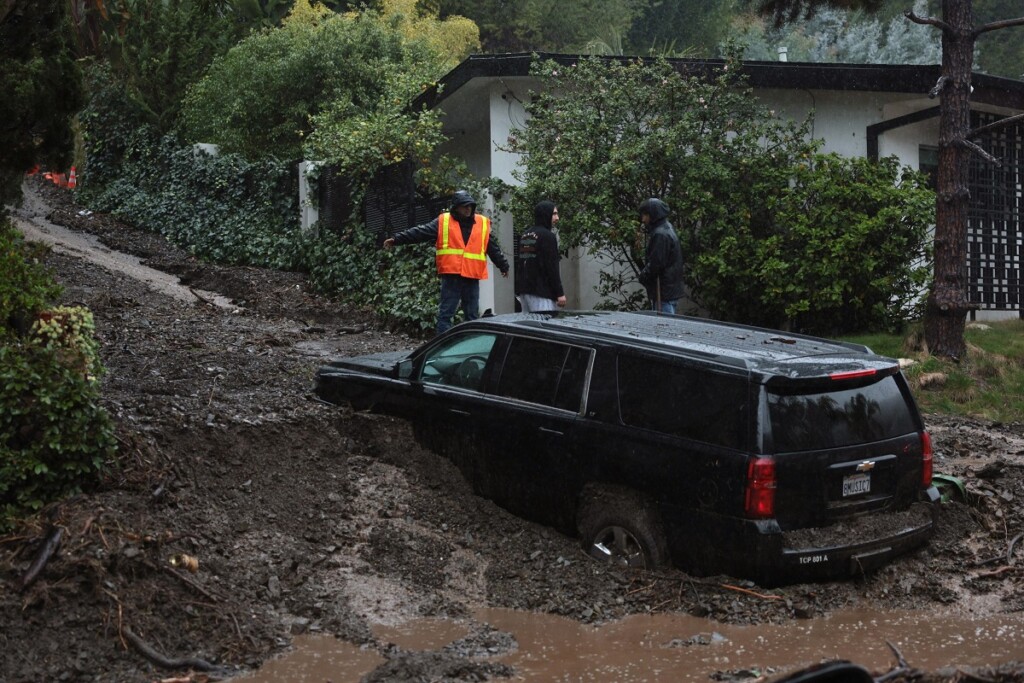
[577,485,669,570]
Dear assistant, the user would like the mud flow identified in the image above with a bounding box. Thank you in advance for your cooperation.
[2,179,1023,683]
[238,607,1024,682]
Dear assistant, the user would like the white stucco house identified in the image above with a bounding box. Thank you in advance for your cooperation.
[329,53,1024,321]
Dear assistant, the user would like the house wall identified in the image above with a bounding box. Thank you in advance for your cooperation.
[439,73,1023,320]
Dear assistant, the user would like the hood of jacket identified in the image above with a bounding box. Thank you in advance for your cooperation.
[451,190,477,212]
[639,198,670,230]
[533,200,557,229]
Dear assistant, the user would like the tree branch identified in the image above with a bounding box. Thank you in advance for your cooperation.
[974,16,1024,37]
[18,527,63,591]
[968,112,1024,140]
[956,138,1002,167]
[905,9,951,33]
[122,626,230,675]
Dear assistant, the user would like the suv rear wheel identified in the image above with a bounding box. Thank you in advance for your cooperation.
[578,485,668,569]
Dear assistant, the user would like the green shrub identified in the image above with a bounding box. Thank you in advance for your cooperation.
[301,228,438,333]
[0,222,115,528]
[87,131,303,269]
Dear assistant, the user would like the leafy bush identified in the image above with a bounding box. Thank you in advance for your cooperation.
[302,228,438,332]
[0,221,115,527]
[180,2,453,161]
[87,131,303,269]
[692,153,934,334]
[506,53,934,333]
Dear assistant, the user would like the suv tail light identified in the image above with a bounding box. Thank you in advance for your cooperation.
[920,431,933,487]
[745,457,776,518]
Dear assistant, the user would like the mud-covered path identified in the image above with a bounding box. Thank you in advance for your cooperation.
[2,180,1023,683]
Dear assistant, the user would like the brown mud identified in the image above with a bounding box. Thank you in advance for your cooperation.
[2,179,1023,682]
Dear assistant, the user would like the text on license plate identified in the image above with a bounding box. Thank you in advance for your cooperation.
[843,473,871,496]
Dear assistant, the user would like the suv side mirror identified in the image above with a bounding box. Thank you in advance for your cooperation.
[398,359,413,380]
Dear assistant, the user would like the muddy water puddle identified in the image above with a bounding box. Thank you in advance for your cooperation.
[233,607,1024,682]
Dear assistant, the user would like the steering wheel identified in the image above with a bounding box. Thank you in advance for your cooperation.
[455,355,487,387]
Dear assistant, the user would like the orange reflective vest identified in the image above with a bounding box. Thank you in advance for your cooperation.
[435,213,491,280]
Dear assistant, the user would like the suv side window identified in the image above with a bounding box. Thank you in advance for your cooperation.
[419,332,499,391]
[767,375,918,452]
[496,337,591,412]
[617,353,748,449]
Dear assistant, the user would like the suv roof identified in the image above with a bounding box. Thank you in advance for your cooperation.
[476,311,899,380]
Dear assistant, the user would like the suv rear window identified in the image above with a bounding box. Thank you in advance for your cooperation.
[617,354,748,449]
[768,375,918,452]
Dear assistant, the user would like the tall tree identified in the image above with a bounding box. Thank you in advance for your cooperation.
[0,0,83,210]
[438,0,645,53]
[626,0,734,56]
[752,0,1024,359]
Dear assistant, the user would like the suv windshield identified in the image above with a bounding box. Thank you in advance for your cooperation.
[767,375,918,452]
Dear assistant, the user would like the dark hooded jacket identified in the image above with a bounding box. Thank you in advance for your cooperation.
[390,190,510,275]
[515,200,564,300]
[637,198,684,302]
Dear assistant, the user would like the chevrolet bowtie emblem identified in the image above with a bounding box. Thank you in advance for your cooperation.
[856,461,876,472]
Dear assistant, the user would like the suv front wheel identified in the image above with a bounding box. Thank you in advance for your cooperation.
[578,485,669,570]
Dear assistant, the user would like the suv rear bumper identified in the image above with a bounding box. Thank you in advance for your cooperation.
[665,488,940,586]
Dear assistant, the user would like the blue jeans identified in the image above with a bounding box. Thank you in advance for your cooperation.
[653,299,678,315]
[437,275,480,335]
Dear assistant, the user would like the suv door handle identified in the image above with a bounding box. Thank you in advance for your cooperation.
[448,408,471,416]
[539,427,563,436]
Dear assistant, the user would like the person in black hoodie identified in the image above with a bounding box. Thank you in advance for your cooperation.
[515,200,566,313]
[637,198,684,314]
[384,190,509,335]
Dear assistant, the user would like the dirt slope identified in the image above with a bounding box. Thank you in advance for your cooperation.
[2,179,1023,683]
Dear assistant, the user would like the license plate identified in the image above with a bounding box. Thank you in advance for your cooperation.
[843,473,871,496]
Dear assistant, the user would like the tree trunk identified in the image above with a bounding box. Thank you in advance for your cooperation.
[924,0,974,360]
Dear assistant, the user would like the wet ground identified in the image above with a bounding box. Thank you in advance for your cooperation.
[2,179,1023,683]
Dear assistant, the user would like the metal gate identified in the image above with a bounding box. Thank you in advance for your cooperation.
[968,111,1024,317]
[318,161,448,242]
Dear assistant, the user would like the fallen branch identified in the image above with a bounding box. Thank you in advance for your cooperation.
[1007,532,1023,565]
[874,640,912,683]
[975,565,1015,579]
[122,625,227,674]
[19,527,64,591]
[886,640,909,668]
[162,565,221,603]
[718,583,783,601]
[956,668,997,683]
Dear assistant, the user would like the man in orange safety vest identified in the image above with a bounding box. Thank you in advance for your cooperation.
[384,190,509,335]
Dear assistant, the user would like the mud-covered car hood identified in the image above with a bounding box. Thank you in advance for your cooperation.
[317,350,410,376]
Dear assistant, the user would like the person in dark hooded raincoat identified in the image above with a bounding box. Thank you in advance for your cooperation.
[515,200,566,313]
[384,190,509,335]
[637,197,684,314]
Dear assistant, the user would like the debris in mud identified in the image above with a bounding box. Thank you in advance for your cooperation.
[3,178,1024,682]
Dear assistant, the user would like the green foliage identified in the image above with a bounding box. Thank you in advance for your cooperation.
[180,4,449,161]
[626,0,734,56]
[301,228,439,332]
[74,0,240,134]
[693,154,934,334]
[0,0,83,208]
[506,54,933,333]
[0,222,63,331]
[729,0,945,64]
[86,131,303,269]
[976,0,1024,78]
[0,221,115,528]
[77,62,150,191]
[439,0,646,53]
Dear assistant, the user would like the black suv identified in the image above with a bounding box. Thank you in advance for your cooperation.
[315,311,938,585]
